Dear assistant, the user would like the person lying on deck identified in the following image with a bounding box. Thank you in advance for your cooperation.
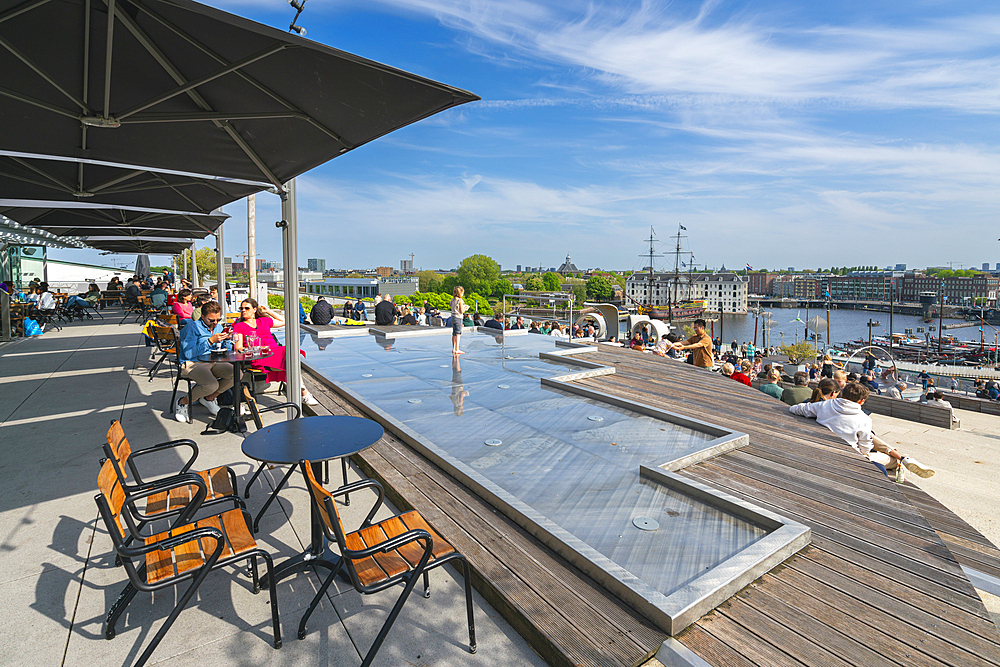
[789,381,934,484]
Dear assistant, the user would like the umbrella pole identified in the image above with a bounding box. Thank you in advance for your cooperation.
[190,242,198,289]
[215,227,226,315]
[281,179,302,415]
[248,194,257,302]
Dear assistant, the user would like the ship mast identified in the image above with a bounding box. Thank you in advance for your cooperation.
[640,227,662,314]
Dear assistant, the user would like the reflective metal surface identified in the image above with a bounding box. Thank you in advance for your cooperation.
[301,331,768,596]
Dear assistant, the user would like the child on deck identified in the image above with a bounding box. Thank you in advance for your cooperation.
[790,382,934,484]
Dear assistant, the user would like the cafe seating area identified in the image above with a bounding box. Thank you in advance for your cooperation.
[0,306,545,667]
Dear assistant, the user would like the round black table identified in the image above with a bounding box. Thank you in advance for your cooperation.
[198,348,268,427]
[241,415,384,586]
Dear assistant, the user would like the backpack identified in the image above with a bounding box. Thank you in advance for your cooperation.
[200,389,244,435]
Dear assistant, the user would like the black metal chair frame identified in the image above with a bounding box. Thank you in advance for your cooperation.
[95,470,281,667]
[169,342,196,417]
[297,462,475,666]
[148,324,180,382]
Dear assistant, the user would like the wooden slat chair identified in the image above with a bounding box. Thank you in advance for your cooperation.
[102,420,244,538]
[297,461,475,665]
[159,311,179,327]
[95,459,281,667]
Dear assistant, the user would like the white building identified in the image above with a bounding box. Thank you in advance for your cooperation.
[625,271,748,313]
[301,276,419,300]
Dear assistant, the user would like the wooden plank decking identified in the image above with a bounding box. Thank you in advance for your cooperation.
[302,340,1000,667]
[573,346,1000,666]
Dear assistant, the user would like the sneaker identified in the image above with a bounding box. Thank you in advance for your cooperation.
[198,397,221,416]
[902,457,935,478]
[174,397,189,423]
[302,389,319,406]
[894,464,906,484]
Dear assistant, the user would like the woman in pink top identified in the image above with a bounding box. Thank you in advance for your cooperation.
[171,288,194,321]
[233,298,317,405]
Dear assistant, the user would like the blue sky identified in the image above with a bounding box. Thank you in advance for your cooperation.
[56,0,1000,273]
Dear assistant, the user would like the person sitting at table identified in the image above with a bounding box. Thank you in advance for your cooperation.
[191,294,211,322]
[172,288,194,324]
[175,301,232,423]
[66,283,100,311]
[35,282,56,320]
[232,298,318,406]
[124,277,142,307]
[106,276,122,291]
[149,281,169,310]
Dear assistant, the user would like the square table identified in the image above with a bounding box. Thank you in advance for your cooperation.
[241,415,384,585]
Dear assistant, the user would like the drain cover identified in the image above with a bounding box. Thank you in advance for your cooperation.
[407,399,421,404]
[588,416,604,422]
[633,516,659,531]
[497,384,510,389]
[484,439,503,447]
[361,373,373,378]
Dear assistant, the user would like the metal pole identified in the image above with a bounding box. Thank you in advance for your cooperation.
[889,277,894,354]
[190,242,198,289]
[248,194,257,302]
[1,289,10,341]
[281,179,301,414]
[938,282,944,353]
[215,225,226,315]
[42,246,48,283]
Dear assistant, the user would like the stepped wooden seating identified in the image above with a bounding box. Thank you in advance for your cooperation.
[102,421,243,535]
[95,458,281,667]
[297,461,475,666]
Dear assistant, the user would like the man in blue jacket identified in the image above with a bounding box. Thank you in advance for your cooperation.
[175,301,233,423]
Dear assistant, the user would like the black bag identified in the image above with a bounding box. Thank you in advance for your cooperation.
[201,406,242,435]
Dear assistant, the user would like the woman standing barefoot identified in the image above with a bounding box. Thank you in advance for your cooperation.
[451,286,467,355]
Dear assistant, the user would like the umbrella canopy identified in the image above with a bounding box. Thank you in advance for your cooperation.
[0,200,227,238]
[135,253,151,277]
[0,216,88,248]
[0,0,480,192]
[0,150,268,212]
[87,237,199,254]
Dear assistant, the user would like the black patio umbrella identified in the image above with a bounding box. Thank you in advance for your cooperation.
[0,150,268,212]
[0,0,480,192]
[89,237,201,255]
[0,200,227,238]
[135,253,151,277]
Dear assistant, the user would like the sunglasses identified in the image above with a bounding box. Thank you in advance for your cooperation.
[205,317,221,325]
[241,306,254,311]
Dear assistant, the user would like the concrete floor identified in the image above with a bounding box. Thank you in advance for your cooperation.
[0,314,546,667]
[873,407,1000,625]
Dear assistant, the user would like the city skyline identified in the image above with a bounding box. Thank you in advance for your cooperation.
[48,0,1000,272]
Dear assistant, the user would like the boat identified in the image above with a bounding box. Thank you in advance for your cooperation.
[627,226,705,323]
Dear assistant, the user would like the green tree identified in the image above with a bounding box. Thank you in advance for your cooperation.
[346,271,365,279]
[586,275,614,301]
[417,270,440,292]
[542,272,561,291]
[779,341,818,364]
[492,278,514,298]
[457,254,500,294]
[525,275,544,291]
[441,275,460,295]
[571,284,587,306]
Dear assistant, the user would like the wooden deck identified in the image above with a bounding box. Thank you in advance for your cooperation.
[575,346,1000,666]
[302,341,1000,667]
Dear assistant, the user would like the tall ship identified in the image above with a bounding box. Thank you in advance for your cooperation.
[624,226,706,323]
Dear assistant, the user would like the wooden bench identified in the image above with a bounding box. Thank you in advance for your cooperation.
[937,391,1000,416]
[750,379,958,429]
[100,289,124,307]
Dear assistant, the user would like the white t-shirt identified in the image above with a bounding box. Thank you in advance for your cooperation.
[38,291,55,310]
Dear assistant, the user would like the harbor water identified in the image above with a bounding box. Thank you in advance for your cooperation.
[622,309,983,349]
